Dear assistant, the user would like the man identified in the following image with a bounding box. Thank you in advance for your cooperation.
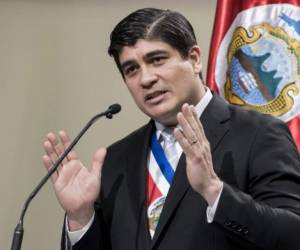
[43,8,300,250]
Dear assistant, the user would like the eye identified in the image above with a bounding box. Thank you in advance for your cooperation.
[124,65,138,77]
[151,56,167,65]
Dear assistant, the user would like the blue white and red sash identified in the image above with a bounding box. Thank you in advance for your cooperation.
[147,132,176,237]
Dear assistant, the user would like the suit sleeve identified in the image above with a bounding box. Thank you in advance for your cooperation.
[213,117,300,250]
[61,208,111,250]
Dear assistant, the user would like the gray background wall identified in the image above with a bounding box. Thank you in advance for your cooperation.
[0,0,216,249]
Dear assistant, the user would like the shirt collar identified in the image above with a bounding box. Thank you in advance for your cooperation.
[155,87,213,138]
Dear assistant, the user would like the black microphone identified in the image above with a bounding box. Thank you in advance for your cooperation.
[106,103,122,119]
[11,103,122,250]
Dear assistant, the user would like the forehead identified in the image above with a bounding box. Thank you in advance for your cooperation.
[119,39,178,64]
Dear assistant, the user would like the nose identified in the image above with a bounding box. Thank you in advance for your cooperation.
[140,66,158,88]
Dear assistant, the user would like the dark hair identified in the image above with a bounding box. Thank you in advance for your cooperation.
[108,8,198,77]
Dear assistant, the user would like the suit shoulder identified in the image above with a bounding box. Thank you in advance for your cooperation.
[227,104,296,151]
[101,121,153,187]
[106,121,153,156]
[228,103,285,129]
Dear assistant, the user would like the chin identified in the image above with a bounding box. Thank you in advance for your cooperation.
[139,99,180,122]
[149,109,178,126]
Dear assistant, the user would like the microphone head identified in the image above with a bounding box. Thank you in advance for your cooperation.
[108,103,122,114]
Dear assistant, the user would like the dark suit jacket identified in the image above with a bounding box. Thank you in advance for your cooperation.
[64,94,300,250]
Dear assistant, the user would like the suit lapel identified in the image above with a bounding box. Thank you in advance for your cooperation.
[151,94,231,247]
[151,153,189,246]
[200,94,231,173]
[126,121,155,245]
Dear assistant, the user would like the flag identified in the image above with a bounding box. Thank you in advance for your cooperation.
[207,0,300,152]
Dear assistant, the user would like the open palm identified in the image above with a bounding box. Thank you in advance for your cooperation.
[42,130,106,229]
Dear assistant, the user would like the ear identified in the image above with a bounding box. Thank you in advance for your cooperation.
[188,46,202,75]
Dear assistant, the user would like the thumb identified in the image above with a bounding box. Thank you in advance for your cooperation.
[91,147,107,178]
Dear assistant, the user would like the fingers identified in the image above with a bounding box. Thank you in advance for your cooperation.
[58,130,78,161]
[175,103,208,152]
[43,130,78,161]
[182,103,206,141]
[42,131,105,187]
[42,154,58,182]
[91,148,107,178]
[177,104,197,143]
[174,127,190,152]
[190,105,206,139]
[176,104,198,141]
[42,130,78,179]
[46,132,68,165]
[43,133,64,183]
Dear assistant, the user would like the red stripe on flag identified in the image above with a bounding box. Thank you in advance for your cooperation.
[147,172,162,206]
[288,117,300,152]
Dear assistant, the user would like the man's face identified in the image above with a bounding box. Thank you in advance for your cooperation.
[119,39,204,126]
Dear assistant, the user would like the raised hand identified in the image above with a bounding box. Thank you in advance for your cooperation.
[174,103,222,206]
[42,130,106,230]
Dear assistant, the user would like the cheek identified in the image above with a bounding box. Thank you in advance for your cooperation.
[162,61,193,80]
[163,65,195,91]
[126,83,145,106]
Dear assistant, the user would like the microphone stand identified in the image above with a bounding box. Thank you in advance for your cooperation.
[11,104,121,250]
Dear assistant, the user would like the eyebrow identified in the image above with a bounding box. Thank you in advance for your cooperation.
[120,49,169,72]
[144,50,169,60]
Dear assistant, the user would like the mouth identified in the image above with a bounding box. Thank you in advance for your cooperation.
[145,90,168,103]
